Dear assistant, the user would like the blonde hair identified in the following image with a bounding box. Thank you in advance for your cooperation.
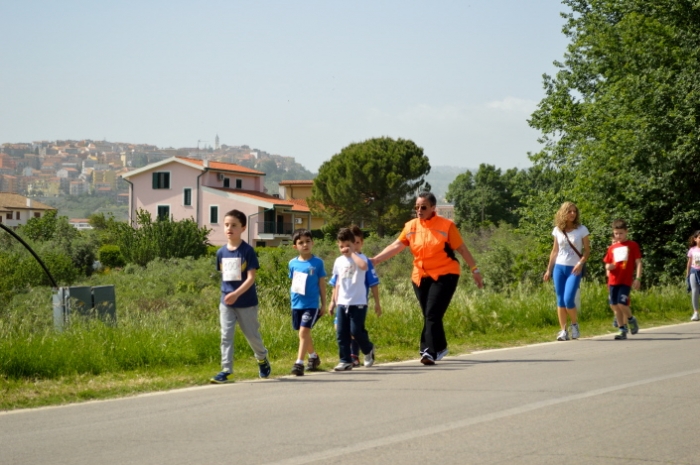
[554,201,580,231]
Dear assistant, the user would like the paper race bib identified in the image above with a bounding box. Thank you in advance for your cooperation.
[221,257,242,281]
[613,246,629,263]
[291,271,308,295]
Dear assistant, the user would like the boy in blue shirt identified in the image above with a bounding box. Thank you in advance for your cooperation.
[288,229,327,376]
[210,209,271,383]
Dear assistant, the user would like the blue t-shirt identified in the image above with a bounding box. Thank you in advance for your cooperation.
[288,255,327,310]
[328,252,379,299]
[216,241,259,308]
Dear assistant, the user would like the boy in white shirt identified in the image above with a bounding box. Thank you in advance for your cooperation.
[328,228,376,371]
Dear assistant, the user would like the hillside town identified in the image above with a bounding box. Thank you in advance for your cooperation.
[0,136,311,200]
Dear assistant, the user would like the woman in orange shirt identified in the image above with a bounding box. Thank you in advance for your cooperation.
[371,192,483,365]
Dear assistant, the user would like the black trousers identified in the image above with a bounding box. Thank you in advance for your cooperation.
[412,273,460,357]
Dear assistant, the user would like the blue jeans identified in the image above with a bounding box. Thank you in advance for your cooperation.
[335,305,373,363]
[552,264,581,309]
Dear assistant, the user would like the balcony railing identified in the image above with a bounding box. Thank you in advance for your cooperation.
[257,221,294,235]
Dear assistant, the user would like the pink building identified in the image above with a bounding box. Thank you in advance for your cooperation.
[120,156,312,246]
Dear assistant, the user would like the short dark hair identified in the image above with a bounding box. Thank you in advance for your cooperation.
[611,219,628,230]
[292,228,312,244]
[336,227,355,243]
[417,191,436,207]
[349,225,363,240]
[224,209,246,227]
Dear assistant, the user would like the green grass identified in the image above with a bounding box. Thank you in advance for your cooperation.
[0,255,694,411]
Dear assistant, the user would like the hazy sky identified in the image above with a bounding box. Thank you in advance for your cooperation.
[1,1,570,172]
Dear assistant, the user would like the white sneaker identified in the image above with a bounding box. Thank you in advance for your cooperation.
[364,347,375,367]
[436,348,449,361]
[692,312,699,321]
[570,323,580,339]
[333,362,353,371]
[556,329,569,341]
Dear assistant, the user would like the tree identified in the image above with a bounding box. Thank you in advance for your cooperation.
[524,0,700,281]
[309,137,431,237]
[446,164,523,230]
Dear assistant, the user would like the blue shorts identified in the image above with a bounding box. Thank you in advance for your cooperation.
[292,308,320,330]
[608,285,631,306]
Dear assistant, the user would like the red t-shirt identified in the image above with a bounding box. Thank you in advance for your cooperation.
[603,241,642,286]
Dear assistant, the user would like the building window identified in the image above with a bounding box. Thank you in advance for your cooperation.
[157,205,170,220]
[183,188,192,206]
[223,178,230,188]
[235,179,242,189]
[210,206,218,224]
[6,213,11,220]
[34,212,41,218]
[15,211,20,220]
[152,172,170,189]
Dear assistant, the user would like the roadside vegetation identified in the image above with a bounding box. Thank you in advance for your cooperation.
[0,225,692,410]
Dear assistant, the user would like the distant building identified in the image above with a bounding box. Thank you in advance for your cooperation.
[120,156,312,246]
[0,193,55,228]
[436,204,455,220]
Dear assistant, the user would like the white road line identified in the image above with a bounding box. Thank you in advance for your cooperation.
[265,367,700,465]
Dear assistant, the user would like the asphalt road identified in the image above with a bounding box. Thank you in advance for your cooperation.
[2,323,700,465]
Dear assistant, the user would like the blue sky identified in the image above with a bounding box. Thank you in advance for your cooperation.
[0,0,570,172]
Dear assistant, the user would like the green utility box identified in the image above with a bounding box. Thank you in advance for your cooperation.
[53,285,117,330]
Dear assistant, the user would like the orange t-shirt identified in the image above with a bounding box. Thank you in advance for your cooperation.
[398,214,463,285]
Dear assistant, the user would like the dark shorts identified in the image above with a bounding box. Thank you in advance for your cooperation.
[609,285,631,306]
[292,308,320,330]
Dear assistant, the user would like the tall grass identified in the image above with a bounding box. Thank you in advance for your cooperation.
[0,235,694,409]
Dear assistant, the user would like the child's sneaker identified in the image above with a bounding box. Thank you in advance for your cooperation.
[570,323,580,339]
[210,371,232,384]
[556,329,569,341]
[351,354,360,367]
[692,311,699,321]
[306,355,321,371]
[333,362,353,371]
[614,329,628,340]
[364,347,375,367]
[258,358,271,378]
[628,316,639,335]
[291,363,304,376]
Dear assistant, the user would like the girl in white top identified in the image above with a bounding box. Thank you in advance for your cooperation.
[543,202,591,341]
[685,230,700,321]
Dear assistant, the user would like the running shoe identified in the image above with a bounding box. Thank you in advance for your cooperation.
[333,362,353,371]
[556,329,569,341]
[351,354,360,367]
[258,358,271,378]
[628,316,639,335]
[570,323,580,340]
[420,353,435,365]
[436,348,449,361]
[692,311,700,321]
[364,347,375,367]
[614,329,627,340]
[210,371,232,384]
[291,363,304,376]
[306,355,321,371]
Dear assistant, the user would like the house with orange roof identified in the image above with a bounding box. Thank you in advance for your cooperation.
[278,180,325,230]
[120,156,313,246]
[0,192,56,228]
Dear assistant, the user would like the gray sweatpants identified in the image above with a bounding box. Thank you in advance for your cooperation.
[219,303,268,373]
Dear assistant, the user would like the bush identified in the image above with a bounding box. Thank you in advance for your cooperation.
[98,245,126,268]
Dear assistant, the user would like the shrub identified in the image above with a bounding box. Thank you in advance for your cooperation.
[98,245,126,268]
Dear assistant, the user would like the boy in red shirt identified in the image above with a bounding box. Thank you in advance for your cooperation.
[603,219,643,340]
